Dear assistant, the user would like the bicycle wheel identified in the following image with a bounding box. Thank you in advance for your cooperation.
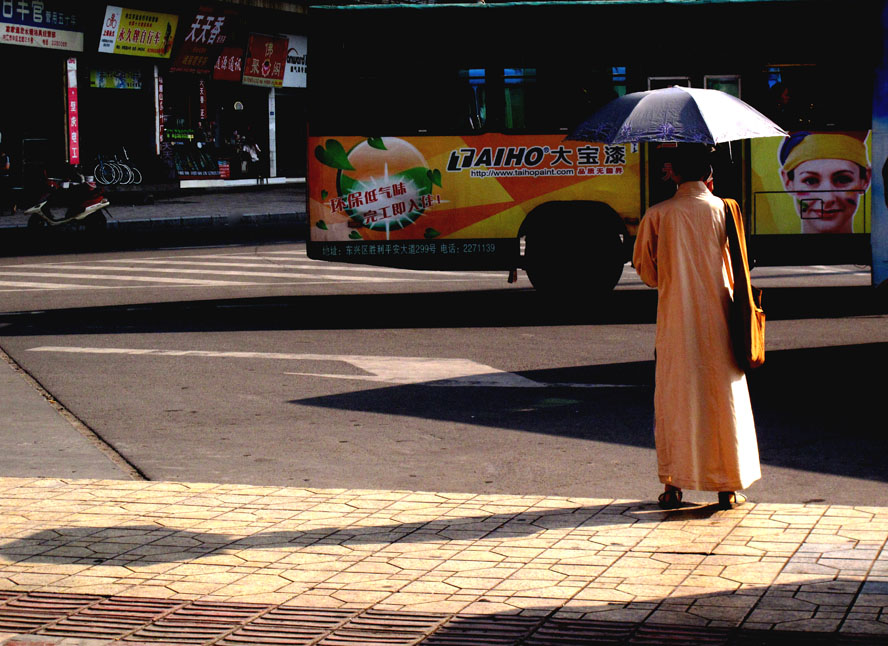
[93,162,117,185]
[115,162,134,185]
[129,165,142,185]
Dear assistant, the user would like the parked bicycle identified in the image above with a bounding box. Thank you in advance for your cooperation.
[93,148,142,186]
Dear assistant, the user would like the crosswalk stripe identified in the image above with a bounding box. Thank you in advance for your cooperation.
[0,280,93,290]
[97,257,484,277]
[2,265,420,283]
[0,270,261,287]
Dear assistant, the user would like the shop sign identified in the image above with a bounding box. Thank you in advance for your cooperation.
[199,79,207,120]
[98,5,177,58]
[242,33,287,88]
[0,1,83,51]
[282,34,306,88]
[171,5,238,74]
[158,75,166,141]
[213,46,243,81]
[66,58,79,165]
[90,68,142,89]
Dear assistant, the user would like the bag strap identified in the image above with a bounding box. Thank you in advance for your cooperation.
[723,198,752,294]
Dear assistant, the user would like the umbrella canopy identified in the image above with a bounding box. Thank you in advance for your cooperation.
[568,86,787,145]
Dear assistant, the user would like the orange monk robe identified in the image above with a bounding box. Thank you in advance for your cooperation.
[633,181,761,492]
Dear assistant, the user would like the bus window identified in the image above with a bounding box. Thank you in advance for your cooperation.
[612,66,628,97]
[705,75,741,98]
[757,64,872,132]
[515,67,623,133]
[459,69,487,131]
[649,76,690,90]
[504,68,535,130]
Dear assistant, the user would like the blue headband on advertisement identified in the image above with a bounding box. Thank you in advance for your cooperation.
[778,131,811,166]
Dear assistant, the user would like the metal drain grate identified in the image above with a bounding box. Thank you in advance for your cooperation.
[40,596,182,641]
[318,610,448,645]
[0,592,101,633]
[0,592,880,645]
[219,607,358,645]
[126,600,271,644]
[526,618,637,645]
[424,613,544,645]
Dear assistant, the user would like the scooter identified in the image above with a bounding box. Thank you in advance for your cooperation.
[23,170,111,231]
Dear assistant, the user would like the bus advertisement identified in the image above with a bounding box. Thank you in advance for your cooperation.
[309,135,640,262]
[307,0,888,294]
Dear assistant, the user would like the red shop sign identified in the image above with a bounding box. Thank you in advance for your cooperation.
[242,33,287,87]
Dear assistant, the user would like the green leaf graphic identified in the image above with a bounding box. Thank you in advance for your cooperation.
[316,220,328,230]
[428,169,442,187]
[349,231,363,240]
[424,228,440,239]
[314,139,355,171]
[367,137,387,151]
[321,189,329,201]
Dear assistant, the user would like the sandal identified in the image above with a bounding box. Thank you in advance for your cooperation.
[718,491,748,510]
[658,487,683,510]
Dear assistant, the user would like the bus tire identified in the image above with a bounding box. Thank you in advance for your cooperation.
[522,202,627,297]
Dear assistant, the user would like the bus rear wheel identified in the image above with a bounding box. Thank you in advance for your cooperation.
[524,223,626,298]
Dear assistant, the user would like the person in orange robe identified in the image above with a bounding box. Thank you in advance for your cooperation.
[633,144,761,510]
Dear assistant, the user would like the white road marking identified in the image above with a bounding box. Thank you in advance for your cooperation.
[11,264,418,283]
[0,270,261,287]
[97,257,484,277]
[0,280,94,290]
[26,346,640,389]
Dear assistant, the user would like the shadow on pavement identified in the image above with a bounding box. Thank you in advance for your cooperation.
[0,283,885,336]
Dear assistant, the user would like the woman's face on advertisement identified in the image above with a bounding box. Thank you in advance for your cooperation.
[782,158,871,234]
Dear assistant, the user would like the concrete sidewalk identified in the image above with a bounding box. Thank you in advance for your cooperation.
[0,358,887,644]
[0,181,307,239]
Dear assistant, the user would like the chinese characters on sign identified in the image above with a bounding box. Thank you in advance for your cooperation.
[328,181,442,226]
[447,143,629,178]
[98,5,177,58]
[213,46,243,81]
[283,34,307,88]
[0,0,83,51]
[242,33,287,87]
[171,5,237,74]
[66,57,79,165]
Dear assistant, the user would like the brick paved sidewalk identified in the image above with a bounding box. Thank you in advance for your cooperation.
[0,477,885,644]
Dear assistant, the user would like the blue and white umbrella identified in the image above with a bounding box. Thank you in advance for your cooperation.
[568,86,787,145]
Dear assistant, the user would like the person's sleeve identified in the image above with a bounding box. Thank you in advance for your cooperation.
[633,212,659,288]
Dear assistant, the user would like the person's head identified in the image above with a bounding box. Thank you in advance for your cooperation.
[779,132,872,234]
[669,144,713,185]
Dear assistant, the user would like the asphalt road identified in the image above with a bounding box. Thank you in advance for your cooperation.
[0,241,886,507]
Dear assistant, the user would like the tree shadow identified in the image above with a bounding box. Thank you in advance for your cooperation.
[0,282,883,338]
[284,342,888,485]
[1,501,666,565]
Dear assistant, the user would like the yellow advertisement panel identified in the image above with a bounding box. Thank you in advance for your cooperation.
[98,6,177,58]
[751,131,872,235]
[308,134,641,260]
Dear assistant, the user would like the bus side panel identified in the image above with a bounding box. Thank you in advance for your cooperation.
[307,134,641,268]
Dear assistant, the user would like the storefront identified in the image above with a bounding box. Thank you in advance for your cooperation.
[0,1,85,181]
[1,1,307,189]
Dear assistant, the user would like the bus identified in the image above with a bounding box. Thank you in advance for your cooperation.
[306,0,888,294]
